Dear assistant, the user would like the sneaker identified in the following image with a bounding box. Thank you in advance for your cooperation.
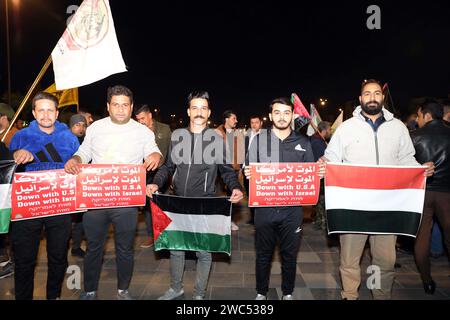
[282,294,293,300]
[0,254,10,267]
[140,237,154,248]
[71,248,86,258]
[231,222,239,231]
[255,294,267,300]
[117,289,133,300]
[79,291,97,300]
[192,295,204,300]
[158,288,184,300]
[0,261,14,279]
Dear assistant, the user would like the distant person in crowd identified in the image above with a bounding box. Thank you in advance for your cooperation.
[68,115,88,258]
[0,103,18,148]
[310,121,332,230]
[215,110,244,231]
[134,104,171,249]
[411,100,450,295]
[405,113,419,132]
[69,114,87,144]
[243,115,263,224]
[14,119,25,130]
[442,99,450,125]
[78,108,94,127]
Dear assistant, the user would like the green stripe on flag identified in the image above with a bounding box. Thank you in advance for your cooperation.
[155,230,231,255]
[0,208,11,234]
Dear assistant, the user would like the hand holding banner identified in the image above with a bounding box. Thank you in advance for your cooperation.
[249,162,319,207]
[12,170,80,221]
[75,164,146,210]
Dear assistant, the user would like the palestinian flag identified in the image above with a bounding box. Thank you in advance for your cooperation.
[291,93,311,131]
[325,163,426,237]
[0,160,17,234]
[150,194,233,255]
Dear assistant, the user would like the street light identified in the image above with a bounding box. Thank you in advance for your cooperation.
[320,98,328,106]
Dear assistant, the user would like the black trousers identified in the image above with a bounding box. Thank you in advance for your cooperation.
[83,207,138,292]
[10,215,72,300]
[254,207,303,295]
[414,191,450,283]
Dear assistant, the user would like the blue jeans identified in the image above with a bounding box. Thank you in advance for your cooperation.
[170,250,212,298]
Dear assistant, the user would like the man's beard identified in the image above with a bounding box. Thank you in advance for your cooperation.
[273,120,290,130]
[361,101,383,115]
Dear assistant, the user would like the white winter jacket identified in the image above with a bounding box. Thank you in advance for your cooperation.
[324,106,419,166]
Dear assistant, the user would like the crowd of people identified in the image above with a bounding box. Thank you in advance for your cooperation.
[0,79,449,300]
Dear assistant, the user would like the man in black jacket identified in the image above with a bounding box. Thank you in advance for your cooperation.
[411,100,450,294]
[147,91,243,300]
[244,97,316,300]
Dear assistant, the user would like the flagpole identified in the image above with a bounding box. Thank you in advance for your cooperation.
[1,55,52,143]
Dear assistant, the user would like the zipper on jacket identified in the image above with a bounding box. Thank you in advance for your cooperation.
[374,131,379,165]
[183,134,198,196]
[204,172,208,193]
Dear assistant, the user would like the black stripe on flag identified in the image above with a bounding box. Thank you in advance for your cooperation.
[152,194,231,216]
[327,209,421,237]
[0,160,16,185]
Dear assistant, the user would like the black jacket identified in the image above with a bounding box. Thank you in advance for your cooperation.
[153,127,242,197]
[411,120,450,192]
[247,129,315,164]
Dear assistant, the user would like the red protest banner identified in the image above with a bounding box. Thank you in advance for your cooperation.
[76,164,146,210]
[11,170,80,221]
[249,162,320,207]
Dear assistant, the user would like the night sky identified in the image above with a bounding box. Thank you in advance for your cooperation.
[1,0,449,124]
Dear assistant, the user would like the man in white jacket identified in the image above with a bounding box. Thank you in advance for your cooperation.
[320,79,434,300]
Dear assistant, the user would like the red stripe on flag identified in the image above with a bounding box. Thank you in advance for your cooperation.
[150,201,172,241]
[325,164,426,190]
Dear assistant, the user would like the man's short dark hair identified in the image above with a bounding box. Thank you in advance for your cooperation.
[419,100,443,120]
[187,91,210,108]
[317,121,331,132]
[361,79,383,93]
[250,115,262,121]
[32,92,59,110]
[269,97,293,111]
[222,110,236,123]
[134,104,151,116]
[107,85,133,104]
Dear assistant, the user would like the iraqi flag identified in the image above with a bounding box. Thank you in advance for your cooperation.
[150,194,233,255]
[0,161,17,234]
[325,163,426,237]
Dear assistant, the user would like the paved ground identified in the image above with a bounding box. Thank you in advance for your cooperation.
[0,203,449,300]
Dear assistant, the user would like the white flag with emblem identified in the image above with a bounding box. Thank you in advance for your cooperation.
[51,0,127,90]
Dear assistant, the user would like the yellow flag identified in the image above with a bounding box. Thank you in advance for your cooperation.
[44,83,78,109]
[331,110,343,134]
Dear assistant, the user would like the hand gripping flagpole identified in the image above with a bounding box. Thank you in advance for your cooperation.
[1,55,53,143]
